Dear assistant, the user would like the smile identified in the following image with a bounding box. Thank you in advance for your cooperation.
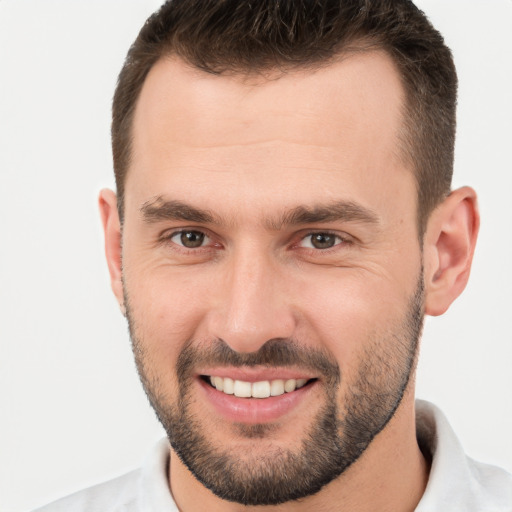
[198,369,319,423]
[207,376,310,398]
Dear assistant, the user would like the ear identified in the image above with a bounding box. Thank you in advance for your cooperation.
[423,186,480,316]
[99,189,125,315]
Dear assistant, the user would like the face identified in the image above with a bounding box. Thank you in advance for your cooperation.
[121,52,425,505]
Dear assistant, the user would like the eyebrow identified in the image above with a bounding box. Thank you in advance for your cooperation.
[141,197,216,224]
[140,196,379,228]
[267,201,380,230]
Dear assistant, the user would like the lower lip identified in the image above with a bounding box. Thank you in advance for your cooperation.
[198,378,317,424]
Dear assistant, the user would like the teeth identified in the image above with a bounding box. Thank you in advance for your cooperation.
[223,377,234,395]
[284,379,296,392]
[296,378,307,388]
[252,381,271,398]
[270,379,285,396]
[208,376,310,398]
[213,376,224,391]
[233,380,252,398]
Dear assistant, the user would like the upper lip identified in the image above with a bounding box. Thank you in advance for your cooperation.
[198,367,316,382]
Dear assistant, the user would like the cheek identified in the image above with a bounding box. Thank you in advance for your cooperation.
[124,263,211,370]
[294,269,414,370]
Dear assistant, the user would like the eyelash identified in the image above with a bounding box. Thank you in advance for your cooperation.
[297,231,352,251]
[161,229,352,253]
[161,229,215,252]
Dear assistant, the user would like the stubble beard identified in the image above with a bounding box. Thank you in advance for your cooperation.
[125,276,424,506]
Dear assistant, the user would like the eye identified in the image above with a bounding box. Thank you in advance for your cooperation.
[299,232,344,250]
[170,230,209,248]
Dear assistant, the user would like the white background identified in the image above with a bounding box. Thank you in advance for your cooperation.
[1,1,511,511]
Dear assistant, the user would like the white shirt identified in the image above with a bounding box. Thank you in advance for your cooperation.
[33,400,512,511]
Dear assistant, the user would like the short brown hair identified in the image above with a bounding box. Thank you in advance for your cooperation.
[112,0,457,232]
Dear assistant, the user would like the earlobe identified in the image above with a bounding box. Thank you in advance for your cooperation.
[423,187,479,316]
[98,189,124,312]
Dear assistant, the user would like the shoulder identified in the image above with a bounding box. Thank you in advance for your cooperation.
[31,438,176,512]
[466,456,512,506]
[32,469,142,512]
[416,400,512,511]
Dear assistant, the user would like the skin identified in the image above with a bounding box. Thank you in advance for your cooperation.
[100,51,479,511]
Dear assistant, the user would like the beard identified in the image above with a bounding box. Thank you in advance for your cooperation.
[125,274,424,506]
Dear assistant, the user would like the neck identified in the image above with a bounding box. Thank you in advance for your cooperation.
[169,392,429,512]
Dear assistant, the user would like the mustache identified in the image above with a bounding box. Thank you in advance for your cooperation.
[177,338,341,386]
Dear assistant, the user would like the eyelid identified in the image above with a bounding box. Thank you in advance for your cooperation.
[158,227,354,251]
[295,230,354,249]
[159,227,214,248]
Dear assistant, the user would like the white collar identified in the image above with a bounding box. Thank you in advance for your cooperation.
[415,399,512,511]
[139,400,512,511]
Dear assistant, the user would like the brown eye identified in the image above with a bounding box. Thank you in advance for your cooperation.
[311,233,336,249]
[300,232,342,250]
[171,230,207,248]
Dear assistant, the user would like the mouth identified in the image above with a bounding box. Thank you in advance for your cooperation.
[201,375,316,398]
[197,370,319,424]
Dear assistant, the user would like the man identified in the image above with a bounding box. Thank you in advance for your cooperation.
[34,0,512,510]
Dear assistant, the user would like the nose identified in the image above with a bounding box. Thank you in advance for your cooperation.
[206,246,296,354]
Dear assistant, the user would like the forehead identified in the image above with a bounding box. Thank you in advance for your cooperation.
[126,51,413,222]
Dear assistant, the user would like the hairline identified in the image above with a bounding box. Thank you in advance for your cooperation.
[116,40,433,237]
